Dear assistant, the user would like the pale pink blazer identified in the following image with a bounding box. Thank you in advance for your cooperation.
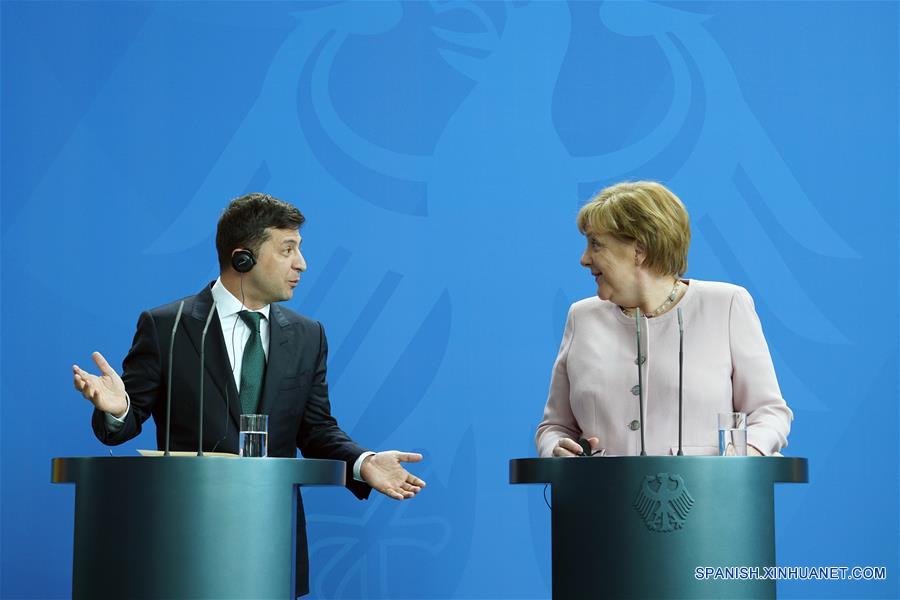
[536,280,793,457]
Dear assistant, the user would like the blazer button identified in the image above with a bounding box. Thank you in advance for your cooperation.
[629,420,641,431]
[634,355,646,365]
[631,384,641,396]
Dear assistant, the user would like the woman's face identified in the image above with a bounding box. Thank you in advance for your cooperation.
[580,230,641,305]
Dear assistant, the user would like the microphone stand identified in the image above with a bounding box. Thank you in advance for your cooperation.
[198,304,217,456]
[677,307,684,456]
[164,300,185,456]
[635,308,646,456]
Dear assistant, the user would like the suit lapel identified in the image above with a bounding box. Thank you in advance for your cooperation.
[258,304,295,415]
[184,283,241,428]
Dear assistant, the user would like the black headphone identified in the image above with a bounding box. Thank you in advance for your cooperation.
[231,249,256,273]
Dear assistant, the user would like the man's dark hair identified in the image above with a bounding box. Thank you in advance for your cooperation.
[216,193,305,270]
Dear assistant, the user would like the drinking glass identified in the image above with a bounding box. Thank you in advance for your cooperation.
[239,414,268,458]
[718,412,747,456]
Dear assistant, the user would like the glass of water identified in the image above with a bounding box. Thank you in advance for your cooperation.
[718,412,747,456]
[239,414,268,457]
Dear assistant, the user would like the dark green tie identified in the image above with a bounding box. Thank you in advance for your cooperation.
[238,311,266,414]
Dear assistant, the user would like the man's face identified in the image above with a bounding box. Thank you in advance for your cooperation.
[246,227,306,305]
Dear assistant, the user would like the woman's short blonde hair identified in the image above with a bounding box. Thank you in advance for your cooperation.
[576,181,690,277]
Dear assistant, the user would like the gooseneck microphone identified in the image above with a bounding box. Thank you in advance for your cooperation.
[197,303,217,456]
[635,308,646,456]
[164,300,186,456]
[677,307,685,456]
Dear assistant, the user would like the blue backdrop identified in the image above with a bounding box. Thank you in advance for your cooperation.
[1,1,897,598]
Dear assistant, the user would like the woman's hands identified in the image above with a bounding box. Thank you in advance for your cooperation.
[552,437,600,457]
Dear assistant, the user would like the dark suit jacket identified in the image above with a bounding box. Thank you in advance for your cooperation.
[92,283,371,596]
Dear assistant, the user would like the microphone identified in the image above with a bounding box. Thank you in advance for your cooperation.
[676,307,684,456]
[635,308,646,456]
[164,300,185,456]
[577,438,605,457]
[578,438,592,457]
[197,303,217,456]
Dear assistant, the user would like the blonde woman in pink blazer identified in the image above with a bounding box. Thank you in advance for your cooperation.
[536,181,793,458]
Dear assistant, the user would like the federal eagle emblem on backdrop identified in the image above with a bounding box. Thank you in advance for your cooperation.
[633,473,694,533]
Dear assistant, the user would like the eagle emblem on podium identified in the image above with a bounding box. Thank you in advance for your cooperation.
[633,473,695,533]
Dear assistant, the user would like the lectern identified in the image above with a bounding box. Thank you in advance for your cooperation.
[52,456,345,600]
[510,456,807,599]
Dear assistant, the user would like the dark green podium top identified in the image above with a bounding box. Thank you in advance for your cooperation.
[510,456,808,599]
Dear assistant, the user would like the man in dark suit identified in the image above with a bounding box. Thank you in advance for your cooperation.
[72,193,425,597]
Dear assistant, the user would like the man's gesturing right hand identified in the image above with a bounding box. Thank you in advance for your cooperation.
[73,352,128,417]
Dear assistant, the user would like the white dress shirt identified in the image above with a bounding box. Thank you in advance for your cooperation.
[210,278,270,391]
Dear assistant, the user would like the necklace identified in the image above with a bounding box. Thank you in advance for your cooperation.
[620,281,683,318]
